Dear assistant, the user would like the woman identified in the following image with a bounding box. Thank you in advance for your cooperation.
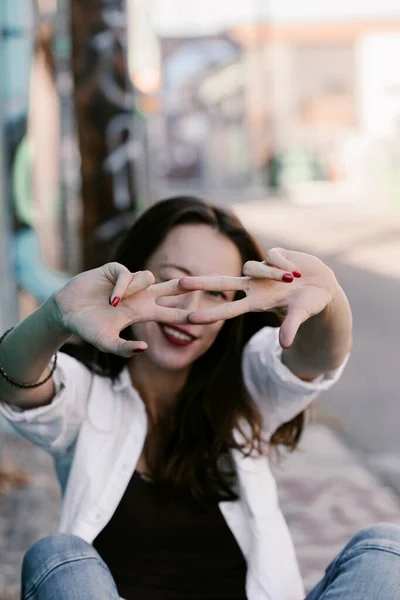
[0,196,398,600]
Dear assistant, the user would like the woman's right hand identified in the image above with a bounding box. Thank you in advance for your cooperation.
[52,262,191,357]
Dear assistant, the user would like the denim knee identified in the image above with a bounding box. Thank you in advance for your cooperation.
[22,533,99,583]
[344,523,400,556]
[21,534,119,600]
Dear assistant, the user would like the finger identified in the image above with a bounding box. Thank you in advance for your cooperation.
[243,260,294,282]
[106,262,132,306]
[179,275,249,293]
[110,270,154,307]
[278,307,309,349]
[188,297,250,324]
[151,278,190,298]
[265,248,300,276]
[96,336,148,358]
[154,306,191,325]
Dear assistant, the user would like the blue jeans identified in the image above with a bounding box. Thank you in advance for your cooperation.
[21,524,400,599]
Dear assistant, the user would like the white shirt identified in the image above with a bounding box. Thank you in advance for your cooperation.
[0,327,348,600]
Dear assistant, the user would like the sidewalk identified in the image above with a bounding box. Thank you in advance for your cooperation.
[1,423,400,598]
[0,436,60,599]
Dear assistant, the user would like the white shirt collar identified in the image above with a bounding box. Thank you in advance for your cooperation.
[112,365,132,392]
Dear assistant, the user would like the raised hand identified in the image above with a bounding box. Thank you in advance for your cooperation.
[179,248,338,349]
[54,262,195,357]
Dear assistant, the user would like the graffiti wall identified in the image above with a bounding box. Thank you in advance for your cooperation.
[1,0,70,317]
[1,0,148,326]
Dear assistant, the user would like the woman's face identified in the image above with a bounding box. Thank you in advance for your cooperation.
[131,223,243,372]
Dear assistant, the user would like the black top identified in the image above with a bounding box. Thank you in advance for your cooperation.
[93,471,248,600]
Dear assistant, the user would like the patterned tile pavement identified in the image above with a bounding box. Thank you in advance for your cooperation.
[273,425,400,593]
[0,424,399,598]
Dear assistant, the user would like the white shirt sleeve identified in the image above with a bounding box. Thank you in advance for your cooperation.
[0,352,93,456]
[242,326,350,437]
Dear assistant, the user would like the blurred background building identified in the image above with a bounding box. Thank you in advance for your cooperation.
[155,7,400,206]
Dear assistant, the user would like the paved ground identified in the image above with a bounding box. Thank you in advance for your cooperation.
[0,436,60,599]
[1,422,400,598]
[273,424,400,593]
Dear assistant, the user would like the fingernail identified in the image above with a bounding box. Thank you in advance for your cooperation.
[282,273,294,283]
[111,296,121,307]
[132,348,146,355]
[293,270,302,278]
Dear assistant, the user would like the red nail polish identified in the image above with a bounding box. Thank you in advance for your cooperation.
[133,348,146,355]
[111,296,121,307]
[293,270,302,278]
[282,273,294,283]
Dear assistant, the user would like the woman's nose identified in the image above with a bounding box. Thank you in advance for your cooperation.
[178,290,203,312]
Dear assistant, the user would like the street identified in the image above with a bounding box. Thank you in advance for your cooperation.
[233,196,400,494]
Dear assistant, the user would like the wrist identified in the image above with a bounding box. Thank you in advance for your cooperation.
[283,281,352,378]
[42,293,73,342]
[322,280,352,331]
[309,283,352,364]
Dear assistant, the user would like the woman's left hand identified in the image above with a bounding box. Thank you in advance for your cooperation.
[179,248,340,349]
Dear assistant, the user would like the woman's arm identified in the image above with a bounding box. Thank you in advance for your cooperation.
[241,326,348,437]
[282,281,352,381]
[0,296,71,408]
[0,263,197,409]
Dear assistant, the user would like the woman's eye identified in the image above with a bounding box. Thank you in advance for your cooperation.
[159,270,181,281]
[207,290,227,300]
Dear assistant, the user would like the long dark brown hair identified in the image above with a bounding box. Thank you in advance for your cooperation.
[62,197,305,501]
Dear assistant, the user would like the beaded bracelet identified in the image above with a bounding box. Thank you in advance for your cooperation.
[0,327,57,389]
